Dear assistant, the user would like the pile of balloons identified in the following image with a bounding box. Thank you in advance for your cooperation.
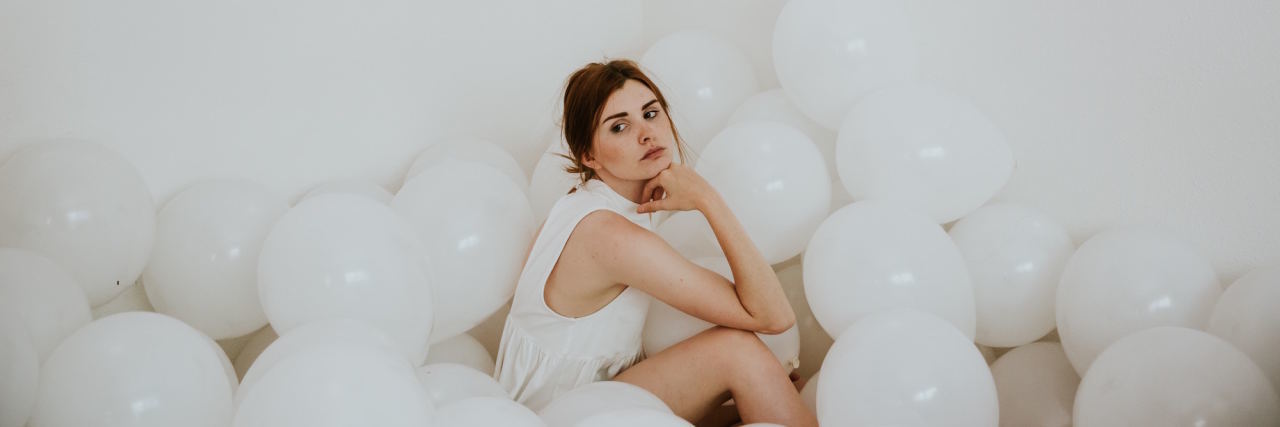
[2,0,1278,426]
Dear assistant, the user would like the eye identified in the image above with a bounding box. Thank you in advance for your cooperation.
[610,123,628,133]
[644,109,659,119]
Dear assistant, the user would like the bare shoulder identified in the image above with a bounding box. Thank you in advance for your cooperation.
[571,209,661,253]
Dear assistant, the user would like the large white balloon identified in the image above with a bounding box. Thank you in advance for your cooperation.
[949,203,1075,347]
[302,180,393,205]
[30,312,235,427]
[0,141,155,305]
[773,0,919,129]
[258,193,435,362]
[574,408,692,427]
[642,257,800,371]
[528,135,579,225]
[406,138,529,191]
[1074,327,1280,426]
[0,248,91,360]
[654,211,721,260]
[233,343,434,427]
[697,122,830,264]
[89,278,155,319]
[1055,227,1221,374]
[990,342,1078,427]
[435,397,544,427]
[538,381,672,424]
[392,160,535,343]
[1208,265,1280,394]
[836,85,1013,223]
[641,30,759,153]
[817,309,997,427]
[1,327,38,427]
[424,333,495,375]
[144,180,287,339]
[728,89,848,213]
[235,318,403,406]
[803,200,976,339]
[416,363,509,408]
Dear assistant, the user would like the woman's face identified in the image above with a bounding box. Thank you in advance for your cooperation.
[583,79,675,182]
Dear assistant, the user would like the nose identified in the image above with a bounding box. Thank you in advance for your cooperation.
[638,120,654,144]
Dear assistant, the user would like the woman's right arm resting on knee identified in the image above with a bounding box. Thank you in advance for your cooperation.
[583,164,796,334]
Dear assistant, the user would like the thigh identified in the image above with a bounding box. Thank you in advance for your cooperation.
[613,327,749,422]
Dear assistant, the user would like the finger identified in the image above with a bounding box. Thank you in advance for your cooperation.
[637,198,668,214]
[652,187,666,202]
[641,176,664,203]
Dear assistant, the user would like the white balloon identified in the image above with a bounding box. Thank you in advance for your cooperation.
[1055,227,1221,374]
[406,138,529,191]
[1208,265,1280,394]
[302,180,393,205]
[697,122,830,264]
[643,257,799,371]
[773,0,919,129]
[1,328,38,427]
[0,141,155,305]
[435,396,544,427]
[528,135,580,226]
[89,277,155,319]
[392,160,535,343]
[236,318,403,406]
[817,310,997,427]
[258,193,435,361]
[417,363,509,408]
[0,248,91,360]
[990,342,1078,427]
[424,333,495,375]
[1074,327,1280,426]
[728,89,837,184]
[836,85,1013,223]
[803,200,976,339]
[949,203,1075,347]
[538,381,672,424]
[573,408,692,427]
[654,211,721,260]
[145,180,287,339]
[233,343,433,427]
[641,30,759,152]
[30,312,235,427]
[775,262,832,379]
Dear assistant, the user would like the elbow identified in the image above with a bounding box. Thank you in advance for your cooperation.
[757,315,795,335]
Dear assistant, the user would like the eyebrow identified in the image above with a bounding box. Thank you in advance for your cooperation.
[600,99,661,125]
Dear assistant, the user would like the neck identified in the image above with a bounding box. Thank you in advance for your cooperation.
[594,174,645,204]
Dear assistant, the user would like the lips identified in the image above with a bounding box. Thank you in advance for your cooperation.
[643,147,666,160]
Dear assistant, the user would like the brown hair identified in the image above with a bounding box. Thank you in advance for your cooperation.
[560,59,688,186]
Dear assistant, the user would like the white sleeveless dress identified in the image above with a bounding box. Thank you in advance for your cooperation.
[494,179,659,410]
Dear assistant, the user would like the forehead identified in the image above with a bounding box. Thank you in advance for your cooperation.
[601,79,657,116]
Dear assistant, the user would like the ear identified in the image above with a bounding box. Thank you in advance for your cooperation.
[581,150,600,170]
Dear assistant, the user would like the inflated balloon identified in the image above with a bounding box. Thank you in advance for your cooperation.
[392,159,535,343]
[773,0,919,129]
[538,381,673,424]
[233,343,433,427]
[728,89,837,182]
[144,180,287,339]
[990,342,1078,427]
[1,327,38,427]
[235,318,404,406]
[803,201,976,339]
[89,278,154,319]
[424,333,495,375]
[697,122,830,264]
[302,180,394,205]
[655,211,721,260]
[406,138,529,190]
[775,262,832,379]
[573,408,692,427]
[416,363,509,408]
[643,257,800,371]
[528,135,579,225]
[1074,327,1280,426]
[641,30,759,152]
[1056,227,1221,374]
[0,141,155,306]
[434,396,544,427]
[836,84,1013,223]
[0,248,91,360]
[30,312,235,427]
[1208,265,1280,393]
[817,310,997,427]
[949,203,1075,347]
[258,193,435,362]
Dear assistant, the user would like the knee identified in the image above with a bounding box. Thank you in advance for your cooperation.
[706,327,773,363]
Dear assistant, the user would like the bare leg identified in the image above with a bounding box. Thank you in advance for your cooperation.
[614,326,817,427]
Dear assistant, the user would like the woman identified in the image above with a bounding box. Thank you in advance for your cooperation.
[495,59,817,427]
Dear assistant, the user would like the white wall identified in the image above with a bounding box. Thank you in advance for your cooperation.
[0,0,643,200]
[642,0,1280,282]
